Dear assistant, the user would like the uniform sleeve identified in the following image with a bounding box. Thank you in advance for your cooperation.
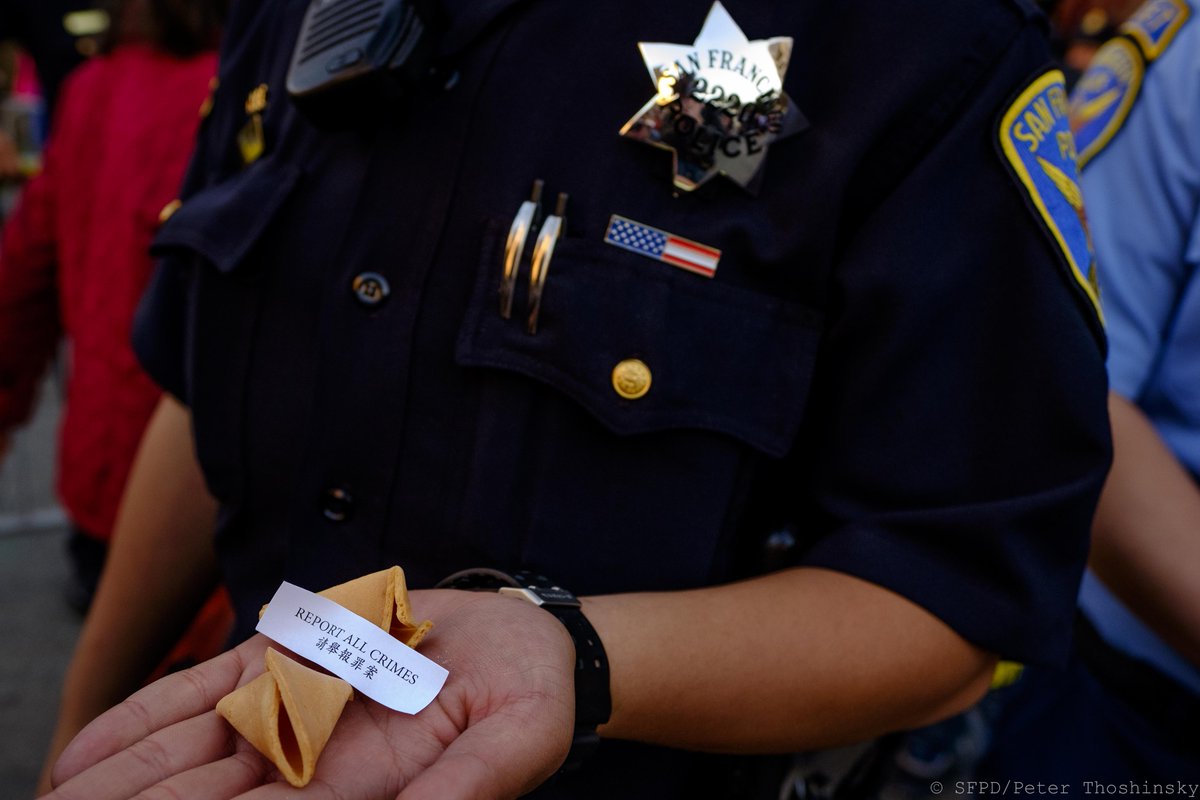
[796,31,1111,666]
[130,254,190,403]
[132,0,295,402]
[1081,28,1200,401]
[131,62,226,406]
[0,133,62,429]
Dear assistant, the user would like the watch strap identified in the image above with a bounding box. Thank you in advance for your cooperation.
[436,568,611,768]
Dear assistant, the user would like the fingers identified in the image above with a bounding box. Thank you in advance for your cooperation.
[42,711,244,800]
[226,706,426,800]
[135,753,271,800]
[51,644,255,787]
[233,776,392,800]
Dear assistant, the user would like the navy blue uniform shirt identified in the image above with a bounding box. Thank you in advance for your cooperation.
[134,1,1112,795]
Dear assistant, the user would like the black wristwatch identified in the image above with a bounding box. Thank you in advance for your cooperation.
[435,568,611,770]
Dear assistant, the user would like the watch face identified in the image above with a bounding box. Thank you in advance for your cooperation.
[527,584,580,607]
[499,585,583,609]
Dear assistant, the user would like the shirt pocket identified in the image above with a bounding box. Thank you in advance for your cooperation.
[146,157,304,503]
[452,224,824,592]
[152,158,303,273]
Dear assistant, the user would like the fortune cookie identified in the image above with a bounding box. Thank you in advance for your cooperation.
[317,566,433,646]
[232,567,433,785]
[216,647,353,787]
[259,566,433,647]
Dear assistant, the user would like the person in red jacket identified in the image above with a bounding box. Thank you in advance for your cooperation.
[0,0,224,609]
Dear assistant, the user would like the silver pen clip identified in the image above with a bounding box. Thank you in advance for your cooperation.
[499,180,544,319]
[526,192,568,335]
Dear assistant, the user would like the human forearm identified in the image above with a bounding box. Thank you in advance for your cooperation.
[1089,392,1200,667]
[42,569,994,799]
[42,396,219,784]
[586,566,995,753]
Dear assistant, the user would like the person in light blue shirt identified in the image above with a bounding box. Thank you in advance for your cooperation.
[982,0,1200,780]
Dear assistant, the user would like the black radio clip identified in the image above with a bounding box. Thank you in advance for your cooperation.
[287,0,442,125]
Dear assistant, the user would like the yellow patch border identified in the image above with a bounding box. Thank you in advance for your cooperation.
[1121,0,1191,60]
[999,70,1102,321]
[1075,37,1146,170]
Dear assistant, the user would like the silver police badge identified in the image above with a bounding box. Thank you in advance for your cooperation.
[620,2,806,192]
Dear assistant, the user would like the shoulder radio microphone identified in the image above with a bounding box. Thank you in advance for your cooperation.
[287,0,441,125]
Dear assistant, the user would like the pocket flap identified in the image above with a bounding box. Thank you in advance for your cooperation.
[151,159,303,273]
[457,233,824,458]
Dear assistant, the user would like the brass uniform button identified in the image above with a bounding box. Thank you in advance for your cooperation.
[612,359,652,400]
[158,199,182,224]
[244,83,269,115]
[199,77,219,119]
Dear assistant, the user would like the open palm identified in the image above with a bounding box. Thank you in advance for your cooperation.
[44,589,577,800]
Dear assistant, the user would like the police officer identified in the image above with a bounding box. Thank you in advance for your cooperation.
[42,1,1110,798]
[982,0,1200,780]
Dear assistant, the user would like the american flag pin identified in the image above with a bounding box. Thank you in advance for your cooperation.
[603,214,721,278]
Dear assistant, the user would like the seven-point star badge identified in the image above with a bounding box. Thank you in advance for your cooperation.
[620,2,807,192]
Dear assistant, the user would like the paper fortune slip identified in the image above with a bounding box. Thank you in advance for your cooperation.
[257,581,449,715]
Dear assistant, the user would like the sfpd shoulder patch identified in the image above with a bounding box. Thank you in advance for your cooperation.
[1121,0,1191,60]
[999,70,1102,322]
[1070,37,1145,169]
